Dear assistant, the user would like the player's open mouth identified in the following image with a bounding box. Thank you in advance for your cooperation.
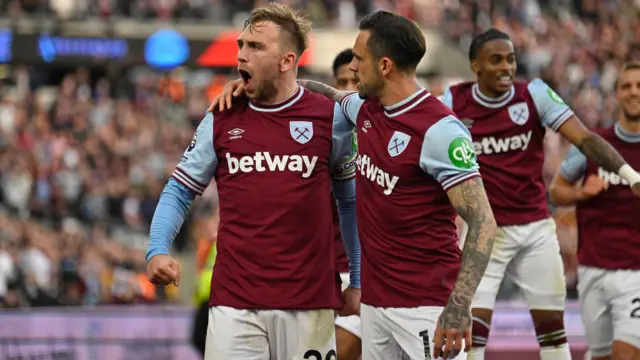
[239,70,252,87]
[497,75,512,87]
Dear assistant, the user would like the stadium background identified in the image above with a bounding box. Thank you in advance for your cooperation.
[0,0,633,358]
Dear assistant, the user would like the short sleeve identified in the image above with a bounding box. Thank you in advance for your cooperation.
[527,78,574,131]
[340,92,364,125]
[439,87,453,109]
[172,113,218,195]
[559,145,587,183]
[419,115,481,191]
[330,103,357,180]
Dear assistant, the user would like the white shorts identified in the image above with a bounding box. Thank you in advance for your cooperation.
[204,306,336,360]
[577,266,640,356]
[335,272,361,338]
[471,218,567,310]
[361,303,467,360]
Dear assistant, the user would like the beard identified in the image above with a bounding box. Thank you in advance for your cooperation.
[357,73,384,100]
[622,107,640,122]
[252,76,278,103]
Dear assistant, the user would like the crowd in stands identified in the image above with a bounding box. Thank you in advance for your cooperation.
[1,0,638,307]
[0,65,221,307]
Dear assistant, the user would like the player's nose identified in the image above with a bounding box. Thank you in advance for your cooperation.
[237,48,248,64]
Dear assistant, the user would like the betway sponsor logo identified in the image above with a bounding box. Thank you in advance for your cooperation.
[355,154,399,195]
[598,167,629,186]
[226,152,318,178]
[474,130,532,155]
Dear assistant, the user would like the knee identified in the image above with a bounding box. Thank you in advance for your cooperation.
[611,340,640,360]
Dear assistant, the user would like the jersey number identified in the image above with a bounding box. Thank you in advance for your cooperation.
[419,330,432,360]
[303,349,337,360]
[631,298,640,319]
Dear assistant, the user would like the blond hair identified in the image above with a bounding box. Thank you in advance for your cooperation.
[244,3,312,57]
[616,60,640,90]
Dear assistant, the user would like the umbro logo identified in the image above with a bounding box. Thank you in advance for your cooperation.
[228,128,245,140]
[362,120,372,133]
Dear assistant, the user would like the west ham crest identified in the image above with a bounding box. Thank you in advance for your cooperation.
[388,131,411,157]
[290,121,314,144]
[507,102,529,125]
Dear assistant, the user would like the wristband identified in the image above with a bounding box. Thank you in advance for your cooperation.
[618,164,640,186]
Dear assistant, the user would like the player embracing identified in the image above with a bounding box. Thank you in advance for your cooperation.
[549,61,640,360]
[145,4,361,360]
[212,11,498,360]
[439,29,640,360]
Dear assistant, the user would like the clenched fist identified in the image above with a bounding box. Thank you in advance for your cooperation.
[338,287,361,317]
[146,254,181,287]
[580,174,608,199]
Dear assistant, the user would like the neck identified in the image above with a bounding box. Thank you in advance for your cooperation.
[477,81,505,98]
[379,75,421,107]
[256,72,299,105]
[619,116,640,133]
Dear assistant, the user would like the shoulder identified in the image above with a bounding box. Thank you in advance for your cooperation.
[421,95,457,123]
[522,78,553,96]
[449,81,474,91]
[211,99,249,120]
[291,89,338,120]
[300,89,339,108]
[447,81,474,95]
[406,97,459,137]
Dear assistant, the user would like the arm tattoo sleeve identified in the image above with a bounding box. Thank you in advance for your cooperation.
[447,177,496,309]
[577,132,626,173]
[297,80,351,103]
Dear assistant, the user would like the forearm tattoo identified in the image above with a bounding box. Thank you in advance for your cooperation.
[577,132,626,173]
[442,177,496,330]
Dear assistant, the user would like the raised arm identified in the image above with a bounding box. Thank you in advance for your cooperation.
[528,79,640,195]
[297,79,353,103]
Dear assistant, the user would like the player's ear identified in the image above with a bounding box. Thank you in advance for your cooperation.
[379,57,393,77]
[471,59,480,74]
[280,52,297,72]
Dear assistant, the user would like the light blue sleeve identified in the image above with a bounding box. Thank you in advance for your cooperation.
[339,92,364,125]
[439,87,453,109]
[172,113,218,195]
[332,178,360,289]
[419,115,481,191]
[146,178,196,261]
[528,78,575,131]
[559,145,588,183]
[331,103,357,180]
